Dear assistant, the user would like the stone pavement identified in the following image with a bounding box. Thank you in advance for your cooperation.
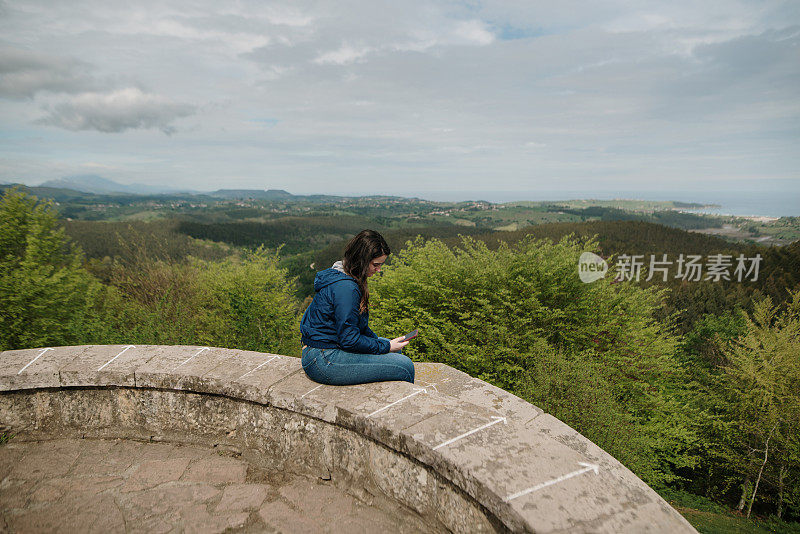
[0,437,435,533]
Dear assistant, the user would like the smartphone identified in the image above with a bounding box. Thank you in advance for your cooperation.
[401,329,418,342]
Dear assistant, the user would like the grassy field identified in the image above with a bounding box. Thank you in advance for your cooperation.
[662,490,800,534]
[676,507,800,534]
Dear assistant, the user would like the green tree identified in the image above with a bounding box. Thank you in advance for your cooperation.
[714,292,800,518]
[674,312,747,502]
[681,312,747,371]
[0,189,122,350]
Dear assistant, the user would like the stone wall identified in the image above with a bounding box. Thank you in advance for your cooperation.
[0,345,697,533]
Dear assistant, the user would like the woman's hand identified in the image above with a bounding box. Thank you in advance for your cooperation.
[389,337,410,352]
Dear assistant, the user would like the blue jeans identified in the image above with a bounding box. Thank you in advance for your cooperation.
[301,338,415,386]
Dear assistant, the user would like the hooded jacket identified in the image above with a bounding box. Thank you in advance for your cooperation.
[300,261,391,354]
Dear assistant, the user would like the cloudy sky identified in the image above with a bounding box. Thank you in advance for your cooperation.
[0,0,798,198]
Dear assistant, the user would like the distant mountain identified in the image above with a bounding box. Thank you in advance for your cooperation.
[206,189,390,203]
[209,189,294,200]
[39,175,188,195]
[0,182,105,202]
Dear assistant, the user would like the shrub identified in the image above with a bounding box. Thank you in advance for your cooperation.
[109,247,300,355]
[0,189,122,350]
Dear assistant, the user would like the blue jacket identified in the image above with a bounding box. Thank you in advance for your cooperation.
[300,263,391,354]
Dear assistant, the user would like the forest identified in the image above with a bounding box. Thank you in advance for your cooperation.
[1,186,799,533]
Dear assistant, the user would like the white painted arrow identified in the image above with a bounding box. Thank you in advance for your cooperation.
[367,388,426,418]
[18,348,54,374]
[97,345,136,371]
[300,384,324,399]
[417,380,439,393]
[505,462,600,501]
[238,356,280,379]
[172,347,210,371]
[433,416,507,450]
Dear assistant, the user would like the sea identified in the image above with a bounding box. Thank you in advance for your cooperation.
[415,190,800,218]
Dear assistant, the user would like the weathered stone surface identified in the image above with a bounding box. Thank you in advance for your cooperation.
[6,493,125,533]
[60,344,153,387]
[416,362,545,422]
[183,456,247,484]
[259,498,324,532]
[133,345,221,390]
[261,476,436,534]
[123,457,192,491]
[0,345,88,390]
[181,504,249,534]
[215,483,269,511]
[0,479,37,510]
[0,445,23,481]
[0,345,697,533]
[8,437,82,478]
[178,349,280,402]
[1,438,434,534]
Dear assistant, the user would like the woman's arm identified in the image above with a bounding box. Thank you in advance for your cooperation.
[363,324,378,338]
[332,283,391,354]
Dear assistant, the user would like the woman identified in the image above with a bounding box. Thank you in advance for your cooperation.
[300,230,414,385]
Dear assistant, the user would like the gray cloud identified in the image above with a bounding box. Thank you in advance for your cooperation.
[38,88,195,134]
[0,1,797,193]
[693,26,800,83]
[0,45,96,99]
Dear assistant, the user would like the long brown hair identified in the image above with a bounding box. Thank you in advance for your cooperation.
[342,229,390,313]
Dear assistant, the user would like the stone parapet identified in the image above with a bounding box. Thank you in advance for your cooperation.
[0,345,697,533]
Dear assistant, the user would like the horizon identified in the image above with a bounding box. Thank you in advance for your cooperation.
[5,173,799,217]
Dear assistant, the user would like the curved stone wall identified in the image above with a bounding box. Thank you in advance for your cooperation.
[0,345,697,533]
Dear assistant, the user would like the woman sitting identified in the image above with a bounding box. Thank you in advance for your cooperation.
[300,230,414,385]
